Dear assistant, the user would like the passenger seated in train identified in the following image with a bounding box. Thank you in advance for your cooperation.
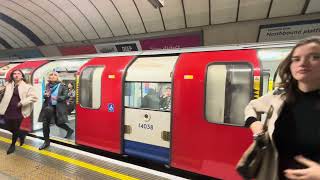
[38,71,74,150]
[160,86,171,111]
[141,88,160,109]
[66,82,75,115]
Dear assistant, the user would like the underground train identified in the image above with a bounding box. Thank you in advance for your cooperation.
[0,41,296,179]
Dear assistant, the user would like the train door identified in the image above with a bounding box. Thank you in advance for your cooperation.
[76,56,135,153]
[31,59,89,142]
[123,56,178,164]
[258,47,291,92]
[6,60,49,132]
[171,50,260,179]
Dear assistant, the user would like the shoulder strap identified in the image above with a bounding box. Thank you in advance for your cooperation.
[263,105,274,132]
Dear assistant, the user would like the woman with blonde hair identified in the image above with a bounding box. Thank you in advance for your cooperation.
[38,71,73,150]
[0,69,37,154]
[244,36,320,180]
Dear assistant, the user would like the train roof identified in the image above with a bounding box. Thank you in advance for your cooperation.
[0,39,298,63]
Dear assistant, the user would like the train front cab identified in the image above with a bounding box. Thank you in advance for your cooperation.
[0,63,21,86]
[171,49,261,179]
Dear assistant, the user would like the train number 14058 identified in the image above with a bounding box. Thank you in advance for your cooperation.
[138,123,153,130]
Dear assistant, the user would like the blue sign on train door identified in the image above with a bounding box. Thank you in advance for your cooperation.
[107,103,115,112]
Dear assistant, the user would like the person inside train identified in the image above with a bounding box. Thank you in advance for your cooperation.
[160,86,171,111]
[38,71,74,150]
[66,82,76,115]
[244,36,320,180]
[141,88,160,109]
[0,69,38,154]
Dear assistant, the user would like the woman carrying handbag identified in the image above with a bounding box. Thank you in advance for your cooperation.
[242,36,320,180]
[0,69,37,154]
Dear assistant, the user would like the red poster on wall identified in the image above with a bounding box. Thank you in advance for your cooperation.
[140,33,202,50]
[59,45,97,56]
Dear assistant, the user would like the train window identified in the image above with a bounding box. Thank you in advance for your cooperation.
[124,82,171,111]
[0,78,5,86]
[205,63,252,126]
[262,71,271,95]
[21,68,33,84]
[79,66,104,109]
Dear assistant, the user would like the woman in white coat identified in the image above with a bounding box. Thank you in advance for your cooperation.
[245,36,320,180]
[0,69,37,154]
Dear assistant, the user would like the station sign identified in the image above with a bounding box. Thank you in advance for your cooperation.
[258,19,320,42]
[95,41,141,53]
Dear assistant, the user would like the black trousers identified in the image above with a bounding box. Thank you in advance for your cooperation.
[5,118,24,145]
[41,106,71,142]
[42,120,71,142]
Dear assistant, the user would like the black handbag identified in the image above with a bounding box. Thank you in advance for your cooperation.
[236,106,274,179]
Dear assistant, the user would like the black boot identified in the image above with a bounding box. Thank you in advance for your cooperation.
[7,144,15,155]
[39,141,50,150]
[65,129,74,138]
[19,134,26,146]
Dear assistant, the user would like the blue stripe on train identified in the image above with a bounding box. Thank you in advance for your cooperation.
[124,140,169,164]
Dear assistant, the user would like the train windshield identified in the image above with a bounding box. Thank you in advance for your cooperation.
[124,82,172,111]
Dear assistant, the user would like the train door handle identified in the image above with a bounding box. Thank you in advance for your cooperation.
[124,125,132,134]
[161,131,170,141]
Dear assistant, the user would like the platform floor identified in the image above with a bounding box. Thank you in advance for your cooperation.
[0,130,187,180]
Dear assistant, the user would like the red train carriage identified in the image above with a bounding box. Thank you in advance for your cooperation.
[0,42,295,179]
[76,48,263,179]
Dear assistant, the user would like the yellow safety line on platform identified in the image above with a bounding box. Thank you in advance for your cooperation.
[0,136,139,180]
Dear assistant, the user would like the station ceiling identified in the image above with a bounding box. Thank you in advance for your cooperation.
[0,0,319,50]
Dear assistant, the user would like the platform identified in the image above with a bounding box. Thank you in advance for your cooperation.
[0,129,187,180]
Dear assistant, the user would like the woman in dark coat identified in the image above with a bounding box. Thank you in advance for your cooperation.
[38,71,73,150]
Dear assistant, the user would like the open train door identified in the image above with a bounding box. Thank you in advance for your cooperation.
[123,55,178,164]
[6,60,49,132]
[76,56,136,153]
[171,49,261,179]
[31,58,89,142]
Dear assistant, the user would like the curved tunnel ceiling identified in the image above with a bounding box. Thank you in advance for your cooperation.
[0,0,319,50]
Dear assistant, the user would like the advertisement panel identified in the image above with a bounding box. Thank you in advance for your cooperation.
[58,45,97,56]
[0,49,43,60]
[140,33,202,50]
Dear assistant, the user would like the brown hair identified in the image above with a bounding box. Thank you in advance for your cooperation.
[277,36,320,103]
[9,69,26,83]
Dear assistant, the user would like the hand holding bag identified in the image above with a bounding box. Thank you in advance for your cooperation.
[236,106,274,179]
